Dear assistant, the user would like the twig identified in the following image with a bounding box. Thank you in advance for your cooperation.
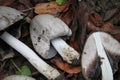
[20,7,35,12]
[11,59,21,72]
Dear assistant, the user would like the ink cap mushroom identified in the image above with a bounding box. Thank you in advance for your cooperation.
[81,32,120,80]
[30,14,80,64]
[0,6,61,80]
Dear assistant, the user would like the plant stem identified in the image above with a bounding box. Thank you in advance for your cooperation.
[11,59,21,72]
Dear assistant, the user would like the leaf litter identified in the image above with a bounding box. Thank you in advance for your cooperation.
[0,0,120,80]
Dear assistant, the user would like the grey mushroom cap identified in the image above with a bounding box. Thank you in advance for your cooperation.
[100,32,120,56]
[0,6,24,31]
[81,32,120,80]
[30,14,72,59]
[3,75,35,80]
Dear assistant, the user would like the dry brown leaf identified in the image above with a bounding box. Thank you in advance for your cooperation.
[102,22,120,34]
[87,21,100,33]
[89,11,103,27]
[35,1,69,15]
[102,22,120,41]
[0,73,9,80]
[0,0,14,6]
[59,10,73,26]
[103,8,118,21]
[113,34,120,42]
[102,22,114,32]
[69,38,80,52]
[51,58,81,74]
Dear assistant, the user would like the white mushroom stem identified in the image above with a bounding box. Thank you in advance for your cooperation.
[0,32,60,79]
[51,38,80,64]
[93,32,113,80]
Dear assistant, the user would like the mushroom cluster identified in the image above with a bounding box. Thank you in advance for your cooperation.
[81,32,120,80]
[0,6,80,80]
[1,5,120,80]
[0,6,61,80]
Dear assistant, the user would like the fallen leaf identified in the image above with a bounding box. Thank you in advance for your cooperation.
[102,22,120,34]
[35,1,69,15]
[16,65,32,76]
[102,22,114,32]
[87,21,100,33]
[111,13,120,26]
[113,34,120,42]
[56,0,67,5]
[89,11,103,27]
[103,8,118,21]
[51,58,81,74]
[102,22,120,41]
[69,38,80,52]
[59,10,73,26]
[0,0,14,6]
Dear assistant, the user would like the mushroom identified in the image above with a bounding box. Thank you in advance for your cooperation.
[3,75,35,80]
[0,6,24,31]
[30,14,80,64]
[81,32,120,80]
[0,6,61,79]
